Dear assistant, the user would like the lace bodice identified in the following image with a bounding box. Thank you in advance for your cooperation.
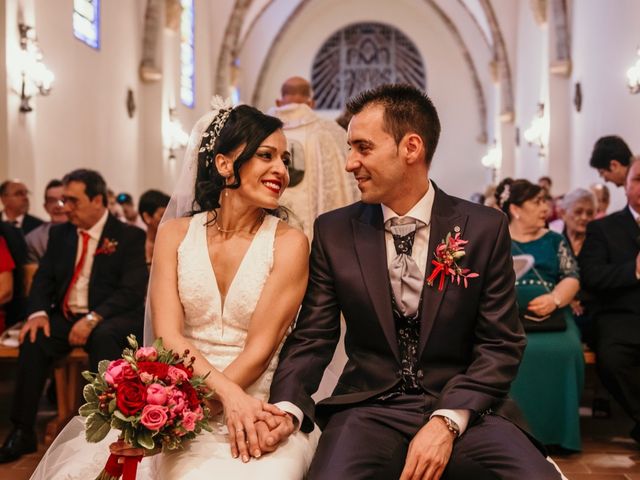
[177,212,282,401]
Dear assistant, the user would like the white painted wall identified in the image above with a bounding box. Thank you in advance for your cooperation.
[2,0,227,218]
[569,0,640,211]
[3,0,639,215]
[512,1,548,181]
[243,0,492,199]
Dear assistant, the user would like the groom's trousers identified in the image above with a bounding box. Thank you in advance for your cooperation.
[307,394,561,480]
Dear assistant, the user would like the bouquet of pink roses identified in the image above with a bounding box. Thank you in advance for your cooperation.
[80,335,212,480]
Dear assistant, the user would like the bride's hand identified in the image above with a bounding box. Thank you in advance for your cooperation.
[220,385,285,462]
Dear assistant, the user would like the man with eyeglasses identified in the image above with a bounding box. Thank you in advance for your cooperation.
[0,169,148,464]
[0,180,44,235]
[24,179,67,265]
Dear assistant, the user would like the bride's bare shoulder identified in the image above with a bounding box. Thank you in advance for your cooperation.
[274,220,309,257]
[156,216,193,247]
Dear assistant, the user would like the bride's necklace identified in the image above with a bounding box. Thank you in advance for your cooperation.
[213,211,265,234]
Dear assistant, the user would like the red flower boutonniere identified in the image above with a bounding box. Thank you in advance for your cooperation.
[426,231,479,291]
[95,238,118,256]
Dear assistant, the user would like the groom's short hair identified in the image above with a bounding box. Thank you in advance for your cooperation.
[346,84,441,166]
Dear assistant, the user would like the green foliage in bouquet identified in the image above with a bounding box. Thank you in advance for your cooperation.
[80,335,212,452]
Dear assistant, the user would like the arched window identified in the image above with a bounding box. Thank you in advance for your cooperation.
[180,0,195,108]
[311,22,426,110]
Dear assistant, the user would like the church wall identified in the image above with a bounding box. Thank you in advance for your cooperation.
[511,0,548,183]
[4,0,144,217]
[245,0,491,200]
[2,0,229,218]
[504,0,638,210]
[568,0,640,211]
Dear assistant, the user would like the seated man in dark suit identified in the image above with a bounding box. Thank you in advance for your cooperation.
[579,157,640,443]
[0,169,148,463]
[0,180,44,235]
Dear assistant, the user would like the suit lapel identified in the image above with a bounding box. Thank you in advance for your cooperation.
[58,224,79,300]
[618,207,640,245]
[89,215,120,287]
[63,224,79,280]
[419,188,467,356]
[352,205,400,362]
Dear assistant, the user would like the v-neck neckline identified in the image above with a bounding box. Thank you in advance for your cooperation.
[205,214,268,317]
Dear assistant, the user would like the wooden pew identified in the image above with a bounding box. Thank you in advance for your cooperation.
[0,343,88,444]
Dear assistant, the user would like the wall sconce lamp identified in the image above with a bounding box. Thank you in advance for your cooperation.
[481,143,502,184]
[627,47,640,94]
[166,108,189,161]
[16,23,54,113]
[523,103,547,157]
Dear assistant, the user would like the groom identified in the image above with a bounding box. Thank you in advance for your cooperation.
[256,84,561,479]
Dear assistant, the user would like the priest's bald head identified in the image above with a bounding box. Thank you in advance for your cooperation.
[276,76,316,108]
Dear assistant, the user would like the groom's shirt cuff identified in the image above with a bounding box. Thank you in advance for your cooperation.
[274,401,304,432]
[430,409,471,436]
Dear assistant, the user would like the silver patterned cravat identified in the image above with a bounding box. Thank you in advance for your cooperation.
[387,217,424,318]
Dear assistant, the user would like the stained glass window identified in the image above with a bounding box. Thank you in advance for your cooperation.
[73,0,100,50]
[311,23,425,110]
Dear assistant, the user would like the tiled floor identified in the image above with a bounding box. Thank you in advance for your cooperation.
[0,364,638,479]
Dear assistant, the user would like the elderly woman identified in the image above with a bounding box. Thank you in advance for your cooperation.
[558,188,597,343]
[496,178,584,452]
[559,188,597,257]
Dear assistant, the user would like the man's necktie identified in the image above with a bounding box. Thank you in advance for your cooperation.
[387,217,424,318]
[62,231,90,319]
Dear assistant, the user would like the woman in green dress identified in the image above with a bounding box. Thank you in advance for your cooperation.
[496,178,583,451]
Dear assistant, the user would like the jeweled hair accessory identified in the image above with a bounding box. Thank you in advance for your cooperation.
[198,95,234,155]
[499,184,511,208]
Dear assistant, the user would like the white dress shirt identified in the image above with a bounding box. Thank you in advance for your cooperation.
[1,212,24,228]
[66,210,109,314]
[279,181,470,436]
[29,210,109,320]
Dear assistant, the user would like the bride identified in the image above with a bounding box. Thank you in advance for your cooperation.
[30,101,320,479]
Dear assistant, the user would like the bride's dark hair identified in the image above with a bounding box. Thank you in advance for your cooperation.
[191,105,284,220]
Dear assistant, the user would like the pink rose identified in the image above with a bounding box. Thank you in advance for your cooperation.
[140,404,168,431]
[167,366,189,384]
[105,359,136,386]
[139,372,154,384]
[135,346,158,362]
[146,383,168,405]
[181,410,199,432]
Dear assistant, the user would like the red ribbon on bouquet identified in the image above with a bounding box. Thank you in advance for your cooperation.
[96,452,143,480]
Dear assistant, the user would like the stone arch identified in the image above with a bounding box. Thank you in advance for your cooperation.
[248,0,488,142]
[214,0,253,96]
[478,0,515,121]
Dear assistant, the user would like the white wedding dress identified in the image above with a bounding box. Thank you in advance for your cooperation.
[30,212,319,480]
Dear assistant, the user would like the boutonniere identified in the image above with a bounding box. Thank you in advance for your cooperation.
[426,231,479,291]
[95,238,118,256]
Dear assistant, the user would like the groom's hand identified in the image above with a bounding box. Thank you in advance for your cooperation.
[255,413,295,454]
[399,417,455,480]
